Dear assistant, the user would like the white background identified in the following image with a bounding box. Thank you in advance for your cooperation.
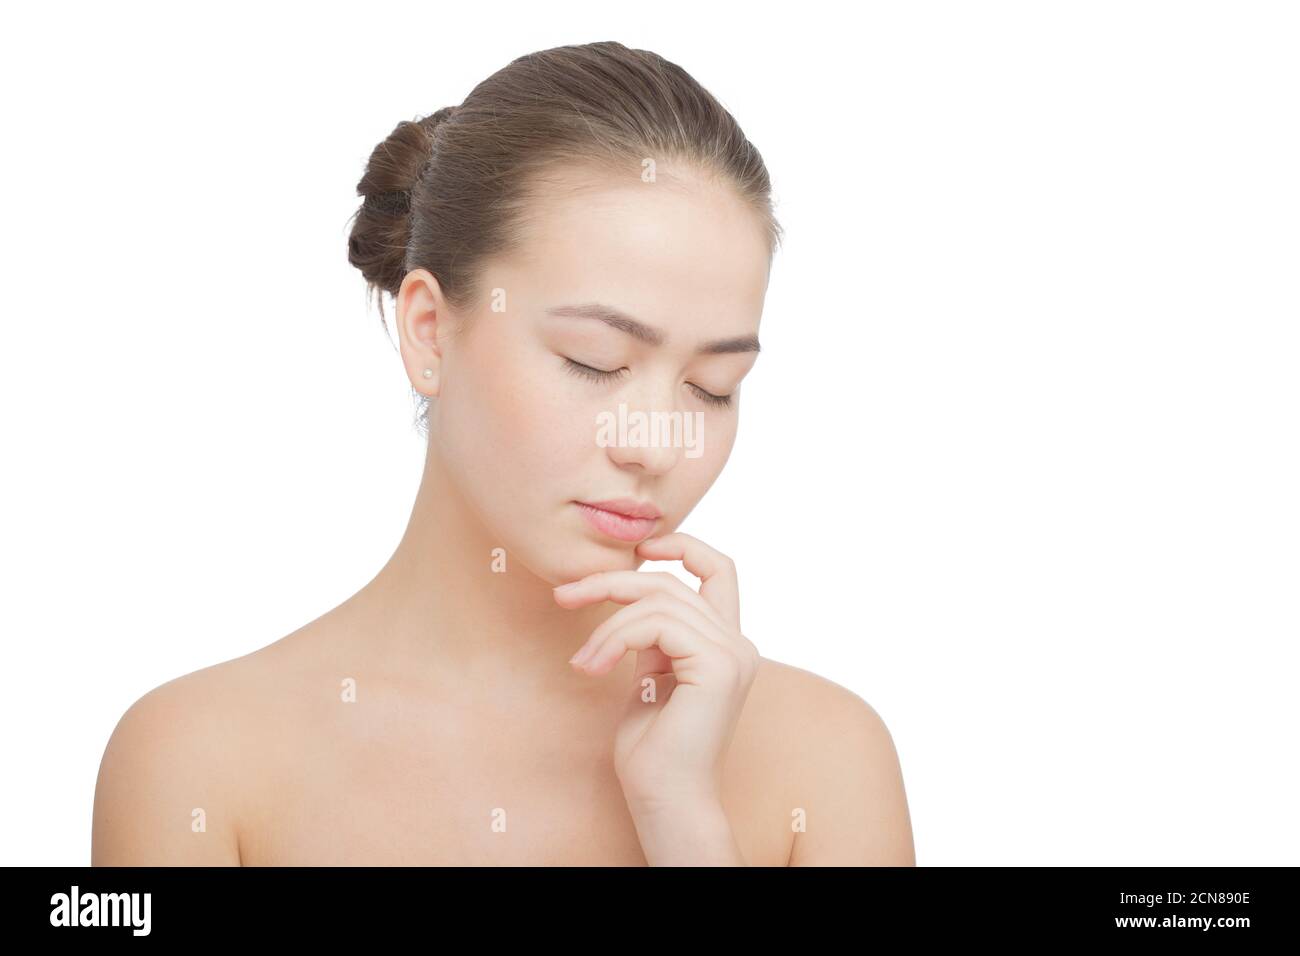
[2,1,1296,866]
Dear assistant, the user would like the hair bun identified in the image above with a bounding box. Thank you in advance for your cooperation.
[361,189,412,218]
[347,106,460,313]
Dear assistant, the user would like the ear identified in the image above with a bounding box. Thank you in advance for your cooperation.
[396,269,449,396]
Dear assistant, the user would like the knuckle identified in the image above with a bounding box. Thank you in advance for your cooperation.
[652,572,689,595]
[640,593,673,614]
[636,611,674,637]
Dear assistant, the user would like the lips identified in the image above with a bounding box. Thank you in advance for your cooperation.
[582,498,663,520]
[574,498,662,542]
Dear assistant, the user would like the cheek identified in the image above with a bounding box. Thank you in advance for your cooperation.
[441,336,596,491]
[679,412,737,495]
[500,366,596,478]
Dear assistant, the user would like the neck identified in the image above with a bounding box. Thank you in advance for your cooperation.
[352,438,626,695]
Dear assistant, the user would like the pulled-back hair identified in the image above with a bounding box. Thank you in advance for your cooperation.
[346,40,781,430]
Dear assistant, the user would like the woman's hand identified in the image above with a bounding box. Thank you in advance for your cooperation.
[553,532,759,863]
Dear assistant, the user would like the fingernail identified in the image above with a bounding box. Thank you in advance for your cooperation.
[554,582,580,593]
[569,643,594,666]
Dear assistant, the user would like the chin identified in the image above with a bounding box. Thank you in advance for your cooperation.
[489,503,656,585]
[553,544,641,582]
[491,532,632,588]
[556,535,651,582]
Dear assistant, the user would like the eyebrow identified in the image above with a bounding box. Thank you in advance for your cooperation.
[544,303,760,355]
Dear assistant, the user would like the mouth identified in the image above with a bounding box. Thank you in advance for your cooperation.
[573,498,662,543]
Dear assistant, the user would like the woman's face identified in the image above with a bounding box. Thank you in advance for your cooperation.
[404,164,771,586]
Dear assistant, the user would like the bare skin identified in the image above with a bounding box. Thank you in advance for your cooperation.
[91,161,916,866]
[91,612,914,866]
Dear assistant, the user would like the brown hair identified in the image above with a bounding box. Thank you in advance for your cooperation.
[346,40,782,428]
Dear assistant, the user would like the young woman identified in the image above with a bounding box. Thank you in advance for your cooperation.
[92,40,915,866]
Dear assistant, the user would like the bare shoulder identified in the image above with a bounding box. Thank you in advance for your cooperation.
[91,637,295,866]
[740,657,916,866]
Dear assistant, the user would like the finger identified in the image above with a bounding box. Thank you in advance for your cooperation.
[573,592,726,666]
[573,611,724,682]
[553,570,726,630]
[632,653,674,686]
[634,532,740,629]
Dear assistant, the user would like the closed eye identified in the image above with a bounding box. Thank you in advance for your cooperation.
[563,357,627,383]
[688,383,733,408]
[563,356,733,408]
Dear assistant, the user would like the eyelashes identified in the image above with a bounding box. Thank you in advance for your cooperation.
[690,385,735,409]
[562,357,733,408]
[563,357,627,384]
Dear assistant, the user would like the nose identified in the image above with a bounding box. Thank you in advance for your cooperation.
[606,427,681,474]
[600,391,685,476]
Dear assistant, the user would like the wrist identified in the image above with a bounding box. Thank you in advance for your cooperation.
[625,795,746,866]
[623,784,720,820]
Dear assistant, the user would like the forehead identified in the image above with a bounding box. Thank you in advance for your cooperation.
[501,163,770,340]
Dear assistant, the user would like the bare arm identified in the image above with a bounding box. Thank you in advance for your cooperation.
[92,679,242,866]
[787,688,916,866]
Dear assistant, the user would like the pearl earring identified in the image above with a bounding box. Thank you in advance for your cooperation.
[422,368,433,379]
